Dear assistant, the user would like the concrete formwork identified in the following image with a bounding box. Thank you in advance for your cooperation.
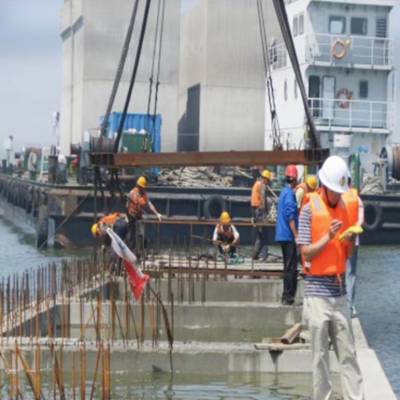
[63,302,302,342]
[0,274,396,399]
[112,278,304,304]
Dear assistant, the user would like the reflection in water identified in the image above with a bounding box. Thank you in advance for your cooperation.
[102,371,315,399]
[107,371,342,399]
[0,371,316,399]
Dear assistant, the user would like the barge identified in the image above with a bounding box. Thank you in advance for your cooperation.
[1,174,400,248]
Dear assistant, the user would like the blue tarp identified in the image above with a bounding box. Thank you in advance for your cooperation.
[100,112,162,153]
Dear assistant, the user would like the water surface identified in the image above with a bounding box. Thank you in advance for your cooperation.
[0,215,398,398]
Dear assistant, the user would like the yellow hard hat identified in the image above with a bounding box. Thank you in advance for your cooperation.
[305,175,318,190]
[261,169,271,180]
[220,211,231,225]
[91,223,99,237]
[137,176,147,188]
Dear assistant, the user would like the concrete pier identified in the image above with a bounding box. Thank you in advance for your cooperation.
[0,271,396,399]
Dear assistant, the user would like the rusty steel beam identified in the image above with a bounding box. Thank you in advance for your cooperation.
[139,218,274,227]
[90,149,329,168]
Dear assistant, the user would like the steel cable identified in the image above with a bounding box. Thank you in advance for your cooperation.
[100,0,140,138]
[272,0,320,149]
[256,0,282,150]
[114,0,153,153]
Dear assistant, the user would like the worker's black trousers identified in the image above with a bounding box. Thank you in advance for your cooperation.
[216,235,236,257]
[280,241,298,304]
[127,215,145,256]
[253,226,268,260]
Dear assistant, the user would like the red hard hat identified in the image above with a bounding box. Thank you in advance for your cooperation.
[285,165,298,179]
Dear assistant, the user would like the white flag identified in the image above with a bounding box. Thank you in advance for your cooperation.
[106,228,145,277]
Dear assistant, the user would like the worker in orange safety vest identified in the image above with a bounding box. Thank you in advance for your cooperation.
[91,212,129,245]
[297,156,364,400]
[342,178,364,317]
[126,176,162,253]
[295,175,318,210]
[212,211,240,258]
[251,169,272,261]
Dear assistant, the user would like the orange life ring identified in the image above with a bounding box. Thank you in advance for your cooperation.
[331,39,348,60]
[336,88,353,109]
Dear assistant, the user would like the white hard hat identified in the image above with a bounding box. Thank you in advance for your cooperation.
[318,155,349,194]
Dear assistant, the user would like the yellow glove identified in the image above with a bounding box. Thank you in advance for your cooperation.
[339,225,363,241]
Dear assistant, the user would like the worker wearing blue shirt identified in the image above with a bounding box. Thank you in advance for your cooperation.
[275,165,299,305]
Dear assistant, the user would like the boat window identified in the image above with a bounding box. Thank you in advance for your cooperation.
[329,16,346,34]
[293,16,298,37]
[284,80,288,101]
[351,17,368,36]
[376,17,387,38]
[299,13,304,35]
[308,76,321,117]
[359,81,368,99]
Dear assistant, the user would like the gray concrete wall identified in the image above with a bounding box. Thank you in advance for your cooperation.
[113,279,304,304]
[178,0,281,151]
[59,0,180,154]
[66,302,302,343]
[60,0,85,154]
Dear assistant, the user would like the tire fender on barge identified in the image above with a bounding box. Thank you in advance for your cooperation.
[363,202,382,231]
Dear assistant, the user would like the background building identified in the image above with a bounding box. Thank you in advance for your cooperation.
[266,0,395,173]
[59,0,280,154]
[59,0,181,154]
[178,0,280,151]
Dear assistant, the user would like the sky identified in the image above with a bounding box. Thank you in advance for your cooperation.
[0,0,63,156]
[0,0,194,159]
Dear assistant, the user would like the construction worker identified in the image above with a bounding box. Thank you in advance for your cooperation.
[212,211,240,258]
[251,169,272,261]
[295,175,318,210]
[297,156,364,400]
[343,177,364,317]
[275,164,298,305]
[91,211,129,246]
[126,176,162,252]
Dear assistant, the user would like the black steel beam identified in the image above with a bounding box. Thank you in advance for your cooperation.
[90,149,329,168]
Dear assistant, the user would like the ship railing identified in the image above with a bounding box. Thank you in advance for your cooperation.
[306,33,392,67]
[308,97,394,130]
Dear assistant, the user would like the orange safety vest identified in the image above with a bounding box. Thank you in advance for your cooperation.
[305,192,350,276]
[99,212,120,227]
[251,180,265,208]
[295,182,310,209]
[216,224,235,241]
[341,188,359,226]
[127,187,148,218]
[97,212,123,235]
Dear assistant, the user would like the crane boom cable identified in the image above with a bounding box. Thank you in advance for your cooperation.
[256,0,282,149]
[100,0,140,137]
[147,0,162,116]
[152,0,166,117]
[272,0,320,149]
[114,0,153,153]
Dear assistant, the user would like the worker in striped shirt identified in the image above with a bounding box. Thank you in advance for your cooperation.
[297,156,364,400]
